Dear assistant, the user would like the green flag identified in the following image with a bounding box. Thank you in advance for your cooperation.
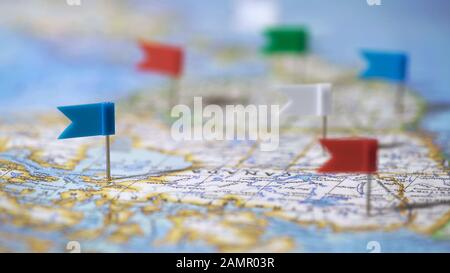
[263,26,309,55]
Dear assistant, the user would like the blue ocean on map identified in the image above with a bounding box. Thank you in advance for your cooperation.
[0,0,449,252]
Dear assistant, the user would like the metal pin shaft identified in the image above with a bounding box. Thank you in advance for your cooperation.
[367,174,372,216]
[106,135,111,181]
[169,77,180,108]
[396,84,405,117]
[322,115,327,139]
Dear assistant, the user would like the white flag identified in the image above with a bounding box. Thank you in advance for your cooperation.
[232,0,279,33]
[278,84,332,116]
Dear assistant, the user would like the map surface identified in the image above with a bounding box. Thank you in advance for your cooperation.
[0,0,449,252]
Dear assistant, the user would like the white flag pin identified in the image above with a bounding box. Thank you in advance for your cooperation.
[278,83,332,138]
[232,0,279,33]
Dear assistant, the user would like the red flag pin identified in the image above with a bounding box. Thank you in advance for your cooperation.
[138,40,184,106]
[138,40,183,77]
[318,138,378,216]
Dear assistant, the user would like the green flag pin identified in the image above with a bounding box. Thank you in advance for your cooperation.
[263,26,309,55]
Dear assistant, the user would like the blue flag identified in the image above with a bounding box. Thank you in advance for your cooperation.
[58,102,115,139]
[360,50,408,82]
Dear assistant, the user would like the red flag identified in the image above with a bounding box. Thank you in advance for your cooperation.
[318,138,378,173]
[137,40,184,77]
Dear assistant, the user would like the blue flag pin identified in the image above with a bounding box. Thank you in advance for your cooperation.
[360,50,409,115]
[58,102,115,180]
[360,50,408,82]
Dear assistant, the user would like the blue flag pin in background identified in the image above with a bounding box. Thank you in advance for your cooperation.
[58,102,115,180]
[360,50,408,82]
[360,50,409,115]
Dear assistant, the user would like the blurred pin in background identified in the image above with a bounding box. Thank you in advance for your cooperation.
[278,83,332,139]
[232,0,279,33]
[360,50,409,119]
[138,40,184,108]
[263,25,310,82]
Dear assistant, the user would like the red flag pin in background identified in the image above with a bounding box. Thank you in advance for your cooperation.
[138,40,183,77]
[138,40,184,106]
[318,138,378,216]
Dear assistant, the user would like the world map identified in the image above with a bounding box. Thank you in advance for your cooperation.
[0,0,449,252]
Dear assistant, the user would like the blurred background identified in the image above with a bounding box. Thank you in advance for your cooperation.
[0,0,449,153]
[0,0,449,104]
